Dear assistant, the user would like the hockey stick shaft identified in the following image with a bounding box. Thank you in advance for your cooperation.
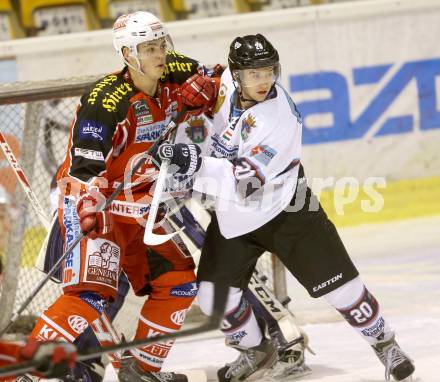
[0,109,186,336]
[143,127,184,245]
[0,131,50,230]
[0,277,229,378]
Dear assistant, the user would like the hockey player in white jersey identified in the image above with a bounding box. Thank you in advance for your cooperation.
[192,34,415,382]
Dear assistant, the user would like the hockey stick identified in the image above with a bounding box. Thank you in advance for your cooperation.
[0,109,187,337]
[0,131,50,230]
[0,277,229,378]
[143,160,183,245]
[143,127,185,245]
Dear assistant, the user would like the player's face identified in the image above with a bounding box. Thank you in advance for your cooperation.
[239,66,276,102]
[137,38,168,80]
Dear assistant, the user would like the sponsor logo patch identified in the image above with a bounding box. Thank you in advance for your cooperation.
[80,293,106,314]
[79,120,107,141]
[85,239,120,290]
[87,75,118,105]
[36,324,59,341]
[313,273,343,293]
[227,330,247,342]
[170,309,188,326]
[68,315,88,334]
[251,145,277,166]
[109,200,150,217]
[62,198,81,286]
[211,134,238,159]
[74,147,105,161]
[135,121,165,143]
[170,282,198,297]
[361,317,385,338]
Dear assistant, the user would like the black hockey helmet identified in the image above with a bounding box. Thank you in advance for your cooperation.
[228,34,279,72]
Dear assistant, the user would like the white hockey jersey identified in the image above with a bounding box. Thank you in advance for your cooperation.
[193,69,302,239]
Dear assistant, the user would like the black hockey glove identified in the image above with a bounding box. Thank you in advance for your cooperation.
[153,143,202,177]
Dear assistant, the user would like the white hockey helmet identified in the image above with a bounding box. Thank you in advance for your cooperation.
[113,12,171,61]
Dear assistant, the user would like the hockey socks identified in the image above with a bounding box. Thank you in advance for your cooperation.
[198,282,263,348]
[131,270,196,372]
[323,276,393,345]
[30,294,101,342]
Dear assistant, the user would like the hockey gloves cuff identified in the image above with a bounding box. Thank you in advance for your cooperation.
[153,143,202,177]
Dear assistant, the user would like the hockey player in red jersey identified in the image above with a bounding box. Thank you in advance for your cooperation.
[28,11,217,382]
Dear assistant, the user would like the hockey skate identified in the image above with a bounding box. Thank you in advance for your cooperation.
[217,337,278,382]
[270,341,312,380]
[372,335,415,381]
[118,354,188,382]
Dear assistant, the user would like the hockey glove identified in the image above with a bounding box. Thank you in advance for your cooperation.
[77,187,113,239]
[180,74,218,116]
[20,340,77,378]
[153,143,202,177]
[233,158,264,198]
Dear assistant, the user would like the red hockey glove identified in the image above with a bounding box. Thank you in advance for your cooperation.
[180,74,217,116]
[76,187,113,239]
[20,340,77,378]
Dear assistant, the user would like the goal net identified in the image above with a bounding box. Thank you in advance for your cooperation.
[0,76,288,340]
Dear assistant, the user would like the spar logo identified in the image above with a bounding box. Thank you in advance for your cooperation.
[62,198,80,286]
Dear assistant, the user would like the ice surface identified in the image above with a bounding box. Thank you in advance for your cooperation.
[104,216,440,381]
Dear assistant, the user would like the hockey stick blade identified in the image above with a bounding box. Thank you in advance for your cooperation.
[0,277,229,378]
[143,160,184,245]
[0,109,187,337]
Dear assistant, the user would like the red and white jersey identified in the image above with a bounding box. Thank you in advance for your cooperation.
[57,51,207,223]
[194,69,302,238]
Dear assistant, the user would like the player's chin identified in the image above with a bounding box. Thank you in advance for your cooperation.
[148,65,165,80]
[253,92,267,102]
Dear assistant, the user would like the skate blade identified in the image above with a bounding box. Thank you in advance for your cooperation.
[174,369,207,382]
[270,362,312,380]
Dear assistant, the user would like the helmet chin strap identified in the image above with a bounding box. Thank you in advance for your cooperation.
[124,49,146,75]
[125,57,145,75]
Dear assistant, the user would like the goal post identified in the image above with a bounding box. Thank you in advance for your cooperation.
[0,75,288,337]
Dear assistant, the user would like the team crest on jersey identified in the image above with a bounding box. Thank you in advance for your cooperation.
[241,114,256,141]
[185,117,207,143]
[213,83,227,113]
[251,145,277,166]
[85,239,120,290]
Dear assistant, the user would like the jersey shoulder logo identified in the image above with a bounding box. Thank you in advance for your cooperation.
[86,74,133,113]
[241,114,256,141]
